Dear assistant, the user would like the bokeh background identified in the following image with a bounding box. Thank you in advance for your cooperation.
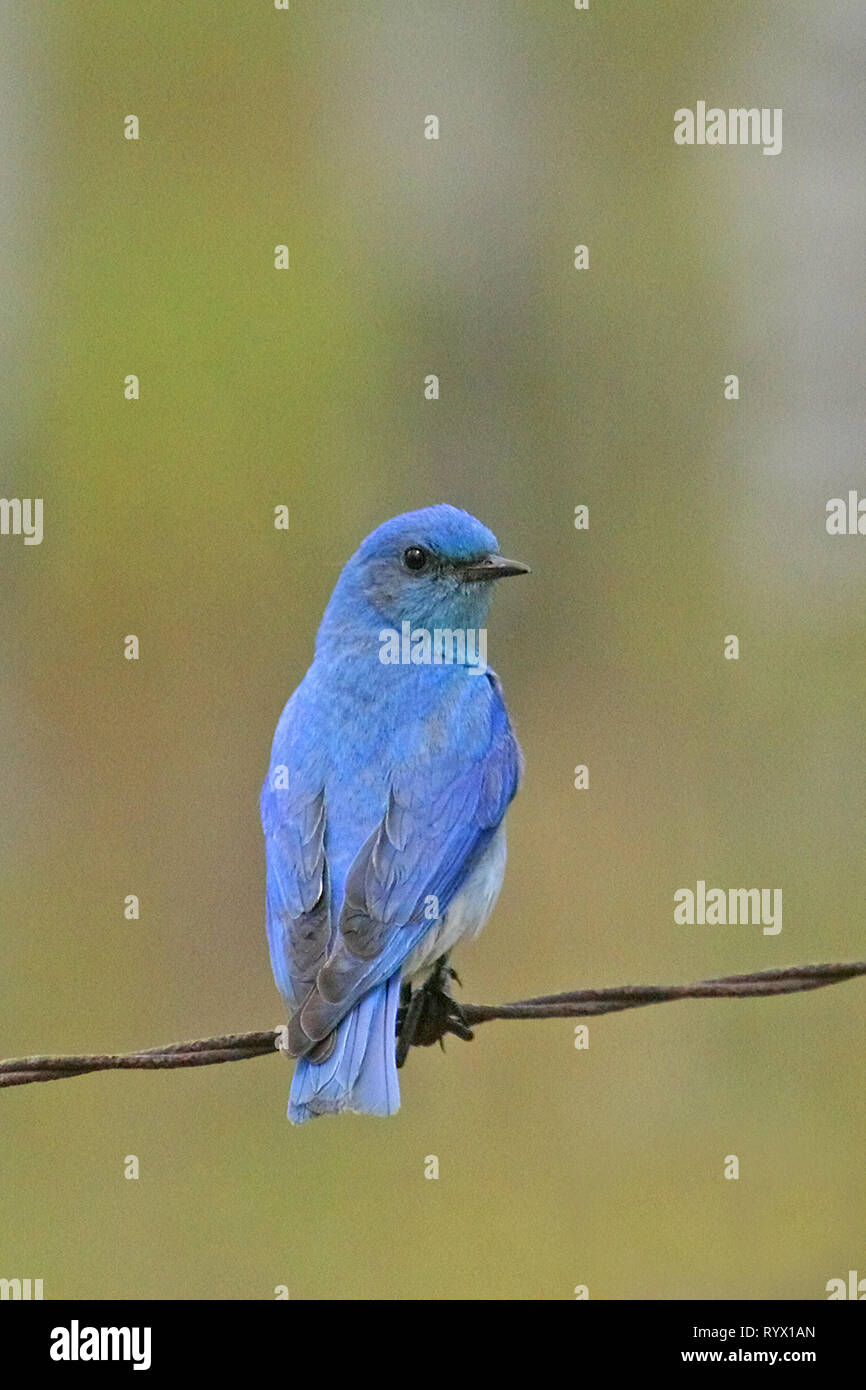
[1,0,864,1300]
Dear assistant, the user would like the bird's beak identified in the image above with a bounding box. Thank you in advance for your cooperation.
[457,554,532,582]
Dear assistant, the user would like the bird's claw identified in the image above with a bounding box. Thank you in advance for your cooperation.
[395,956,474,1068]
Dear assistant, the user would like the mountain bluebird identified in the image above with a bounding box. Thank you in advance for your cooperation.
[261,504,527,1122]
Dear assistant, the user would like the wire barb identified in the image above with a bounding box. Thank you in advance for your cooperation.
[2,961,863,1089]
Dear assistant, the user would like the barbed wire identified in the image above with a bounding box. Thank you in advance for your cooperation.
[1,959,863,1090]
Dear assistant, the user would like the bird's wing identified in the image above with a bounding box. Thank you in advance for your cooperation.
[261,746,331,1013]
[287,677,520,1056]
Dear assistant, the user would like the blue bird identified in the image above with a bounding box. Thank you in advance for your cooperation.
[261,504,528,1122]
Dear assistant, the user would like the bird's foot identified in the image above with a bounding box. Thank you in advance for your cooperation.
[395,956,474,1068]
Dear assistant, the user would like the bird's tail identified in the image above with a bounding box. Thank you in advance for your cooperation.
[288,972,402,1124]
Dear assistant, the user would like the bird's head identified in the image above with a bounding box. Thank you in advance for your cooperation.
[318,504,529,654]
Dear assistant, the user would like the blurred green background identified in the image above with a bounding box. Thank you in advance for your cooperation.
[1,0,864,1300]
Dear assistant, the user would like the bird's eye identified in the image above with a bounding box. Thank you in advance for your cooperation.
[402,546,429,572]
